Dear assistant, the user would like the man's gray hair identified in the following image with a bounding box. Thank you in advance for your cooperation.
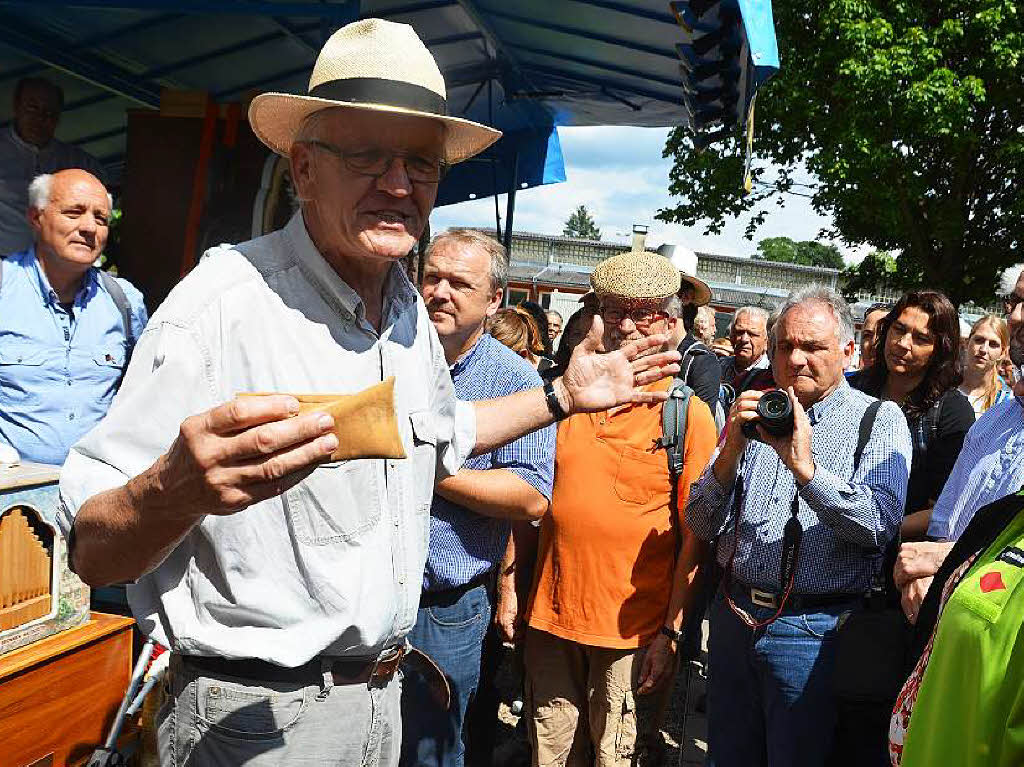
[999,264,1024,296]
[427,229,509,292]
[769,284,855,351]
[728,305,769,334]
[28,174,52,210]
[28,173,113,212]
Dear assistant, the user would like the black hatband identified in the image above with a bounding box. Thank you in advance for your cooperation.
[309,78,447,116]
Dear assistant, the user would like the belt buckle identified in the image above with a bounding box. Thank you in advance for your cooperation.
[750,588,778,609]
[369,645,404,687]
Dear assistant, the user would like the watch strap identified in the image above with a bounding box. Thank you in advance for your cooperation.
[660,624,683,644]
[543,380,569,421]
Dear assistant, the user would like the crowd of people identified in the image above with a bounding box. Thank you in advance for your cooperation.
[2,17,1024,767]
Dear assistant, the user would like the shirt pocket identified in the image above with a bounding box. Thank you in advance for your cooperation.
[282,461,380,545]
[951,560,1024,624]
[613,444,668,506]
[70,344,127,393]
[0,344,48,403]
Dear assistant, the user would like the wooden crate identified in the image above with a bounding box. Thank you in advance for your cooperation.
[0,612,135,766]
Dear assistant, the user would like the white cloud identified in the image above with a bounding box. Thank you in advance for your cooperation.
[431,126,857,263]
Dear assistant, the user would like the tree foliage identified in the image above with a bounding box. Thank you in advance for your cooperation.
[840,250,922,301]
[658,0,1023,305]
[755,236,846,268]
[563,204,602,240]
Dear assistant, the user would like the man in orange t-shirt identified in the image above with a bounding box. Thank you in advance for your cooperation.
[523,250,717,766]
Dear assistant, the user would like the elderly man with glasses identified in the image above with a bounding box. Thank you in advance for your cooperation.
[521,250,716,766]
[55,20,679,767]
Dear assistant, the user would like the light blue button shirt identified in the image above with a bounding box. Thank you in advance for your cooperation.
[0,247,146,465]
[927,397,1024,541]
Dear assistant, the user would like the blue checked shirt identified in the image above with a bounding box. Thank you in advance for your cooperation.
[687,380,912,595]
[423,333,555,592]
[0,247,147,465]
[927,397,1024,541]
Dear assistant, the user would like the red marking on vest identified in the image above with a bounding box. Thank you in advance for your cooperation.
[980,572,1006,593]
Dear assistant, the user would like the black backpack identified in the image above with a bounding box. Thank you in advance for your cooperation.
[679,341,726,435]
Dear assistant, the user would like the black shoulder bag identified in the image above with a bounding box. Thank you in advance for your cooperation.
[832,400,910,704]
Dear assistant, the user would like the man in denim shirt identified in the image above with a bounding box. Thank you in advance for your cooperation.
[401,230,554,767]
[0,169,146,465]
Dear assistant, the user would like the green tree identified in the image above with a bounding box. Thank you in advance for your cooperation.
[755,236,845,269]
[658,0,1023,306]
[840,250,921,301]
[563,204,601,240]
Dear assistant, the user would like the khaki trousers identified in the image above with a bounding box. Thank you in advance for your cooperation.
[524,628,672,767]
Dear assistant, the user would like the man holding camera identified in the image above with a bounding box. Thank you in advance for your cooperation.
[687,285,912,766]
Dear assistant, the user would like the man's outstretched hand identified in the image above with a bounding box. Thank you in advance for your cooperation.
[557,315,681,414]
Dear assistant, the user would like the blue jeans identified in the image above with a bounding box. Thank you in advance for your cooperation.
[400,581,492,767]
[705,587,852,767]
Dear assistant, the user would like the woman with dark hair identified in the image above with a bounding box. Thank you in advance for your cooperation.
[850,289,976,538]
[839,290,975,767]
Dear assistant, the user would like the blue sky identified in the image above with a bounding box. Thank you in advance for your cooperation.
[430,126,864,263]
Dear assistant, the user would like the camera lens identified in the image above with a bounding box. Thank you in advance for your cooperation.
[755,390,795,436]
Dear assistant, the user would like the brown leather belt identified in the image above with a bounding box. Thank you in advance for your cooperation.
[182,646,405,688]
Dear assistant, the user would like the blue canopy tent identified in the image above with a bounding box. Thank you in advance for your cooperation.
[0,0,779,253]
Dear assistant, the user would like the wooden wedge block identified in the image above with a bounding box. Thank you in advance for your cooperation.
[241,377,406,461]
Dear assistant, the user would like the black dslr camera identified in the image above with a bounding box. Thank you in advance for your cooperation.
[741,389,794,440]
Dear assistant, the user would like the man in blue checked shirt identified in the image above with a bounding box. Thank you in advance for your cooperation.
[0,169,146,466]
[687,285,912,767]
[400,229,554,767]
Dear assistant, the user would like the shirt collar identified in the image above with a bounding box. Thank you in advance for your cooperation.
[25,245,97,308]
[284,211,417,325]
[7,123,51,154]
[450,331,488,376]
[805,378,852,424]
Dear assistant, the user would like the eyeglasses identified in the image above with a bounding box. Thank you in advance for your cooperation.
[297,140,447,183]
[1004,293,1024,313]
[600,306,669,329]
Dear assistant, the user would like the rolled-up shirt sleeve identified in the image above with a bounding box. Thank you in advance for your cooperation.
[799,400,912,550]
[428,330,476,482]
[58,321,216,540]
[686,455,734,543]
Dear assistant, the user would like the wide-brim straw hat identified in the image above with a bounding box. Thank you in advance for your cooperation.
[591,251,681,304]
[659,243,712,306]
[249,18,502,164]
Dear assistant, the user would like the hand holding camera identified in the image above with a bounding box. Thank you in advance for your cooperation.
[726,387,815,486]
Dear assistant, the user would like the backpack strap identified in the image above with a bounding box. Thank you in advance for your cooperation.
[679,342,712,386]
[660,377,693,547]
[854,400,883,471]
[660,376,694,482]
[98,270,136,359]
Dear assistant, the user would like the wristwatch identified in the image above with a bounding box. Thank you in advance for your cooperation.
[543,380,569,421]
[660,625,683,645]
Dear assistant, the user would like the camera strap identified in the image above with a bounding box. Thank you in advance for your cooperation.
[723,467,802,629]
[723,399,884,629]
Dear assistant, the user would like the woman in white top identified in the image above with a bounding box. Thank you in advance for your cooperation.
[959,314,1013,416]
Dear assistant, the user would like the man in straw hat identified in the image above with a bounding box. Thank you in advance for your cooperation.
[56,19,680,766]
[522,250,716,766]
